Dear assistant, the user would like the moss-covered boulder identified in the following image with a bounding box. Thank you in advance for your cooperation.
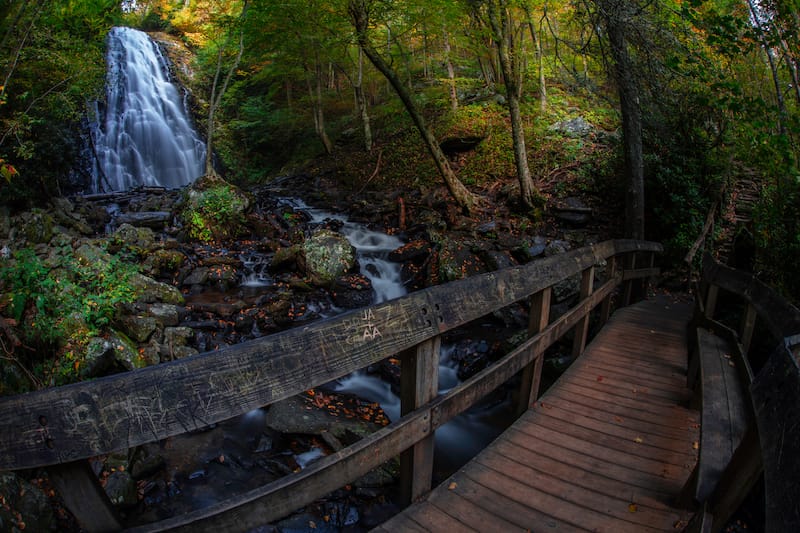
[300,228,356,287]
[180,175,251,242]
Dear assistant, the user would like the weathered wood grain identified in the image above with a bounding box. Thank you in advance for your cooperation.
[0,239,660,472]
[385,296,697,532]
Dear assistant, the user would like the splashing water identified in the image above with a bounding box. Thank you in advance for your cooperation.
[90,27,206,192]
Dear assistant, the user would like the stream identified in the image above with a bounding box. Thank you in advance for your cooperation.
[85,26,514,529]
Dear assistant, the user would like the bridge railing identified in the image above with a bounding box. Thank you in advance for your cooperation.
[0,239,661,532]
[684,254,800,532]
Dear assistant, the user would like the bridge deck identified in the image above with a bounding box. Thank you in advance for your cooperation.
[374,296,699,532]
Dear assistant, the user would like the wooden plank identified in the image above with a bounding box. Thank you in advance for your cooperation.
[381,297,698,532]
[694,329,747,502]
[47,460,121,532]
[572,266,595,358]
[127,408,431,532]
[426,480,523,531]
[476,449,685,529]
[739,303,757,355]
[399,501,476,532]
[464,462,664,532]
[499,429,681,498]
[0,239,661,472]
[751,343,800,532]
[0,293,438,470]
[445,472,572,531]
[599,256,618,325]
[400,337,440,504]
[517,287,551,415]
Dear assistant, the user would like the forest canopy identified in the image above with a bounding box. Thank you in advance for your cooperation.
[0,0,798,298]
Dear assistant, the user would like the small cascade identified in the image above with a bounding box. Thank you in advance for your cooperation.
[277,199,508,472]
[90,26,206,192]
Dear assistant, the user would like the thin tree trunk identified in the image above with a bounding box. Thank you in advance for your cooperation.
[600,0,644,240]
[443,27,459,110]
[205,1,248,175]
[348,0,476,213]
[355,47,373,151]
[306,62,334,154]
[487,0,541,210]
[747,0,788,136]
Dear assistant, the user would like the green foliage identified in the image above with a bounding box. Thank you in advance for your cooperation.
[0,246,138,389]
[183,184,249,242]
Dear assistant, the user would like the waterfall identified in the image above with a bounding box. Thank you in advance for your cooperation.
[90,27,206,192]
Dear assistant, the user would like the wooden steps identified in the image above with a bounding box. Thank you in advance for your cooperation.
[374,296,699,532]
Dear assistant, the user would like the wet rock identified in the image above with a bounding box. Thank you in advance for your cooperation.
[436,237,487,282]
[83,333,149,377]
[116,211,172,229]
[300,228,356,287]
[544,239,571,257]
[265,395,383,442]
[480,250,516,271]
[104,470,138,508]
[147,303,183,327]
[131,272,185,304]
[113,223,156,252]
[51,197,94,235]
[206,263,238,290]
[552,197,592,227]
[514,235,547,262]
[549,116,593,137]
[116,314,159,343]
[143,248,186,276]
[270,244,301,271]
[388,239,430,262]
[332,274,373,309]
[130,451,166,480]
[17,209,54,244]
[183,266,210,286]
[0,473,54,532]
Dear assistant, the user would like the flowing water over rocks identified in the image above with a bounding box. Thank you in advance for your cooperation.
[90,27,206,192]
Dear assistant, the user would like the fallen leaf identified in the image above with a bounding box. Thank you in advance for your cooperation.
[634,436,644,444]
[309,521,316,529]
[628,503,638,513]
[448,482,458,490]
[614,416,623,423]
[673,520,686,529]
[692,441,699,450]
[597,375,604,382]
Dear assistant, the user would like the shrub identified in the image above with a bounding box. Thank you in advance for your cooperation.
[0,247,138,391]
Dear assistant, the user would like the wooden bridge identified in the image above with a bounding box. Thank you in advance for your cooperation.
[0,239,798,532]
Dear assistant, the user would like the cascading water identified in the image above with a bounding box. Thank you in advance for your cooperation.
[90,26,206,192]
[281,199,508,473]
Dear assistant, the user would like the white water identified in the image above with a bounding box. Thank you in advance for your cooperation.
[281,198,506,471]
[90,27,206,192]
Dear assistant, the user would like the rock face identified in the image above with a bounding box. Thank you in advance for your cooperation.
[549,116,593,137]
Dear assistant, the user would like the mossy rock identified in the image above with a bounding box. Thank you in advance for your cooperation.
[300,229,356,287]
[180,175,251,242]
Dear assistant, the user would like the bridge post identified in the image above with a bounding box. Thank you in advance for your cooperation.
[48,459,121,532]
[572,266,595,358]
[598,255,618,326]
[517,287,552,415]
[622,253,636,306]
[399,336,440,504]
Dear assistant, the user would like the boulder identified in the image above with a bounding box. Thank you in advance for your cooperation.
[113,223,157,252]
[301,228,356,287]
[131,273,185,305]
[549,116,593,137]
[104,470,138,508]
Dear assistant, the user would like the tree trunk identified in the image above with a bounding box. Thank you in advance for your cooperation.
[747,0,789,137]
[306,61,334,155]
[205,1,248,175]
[524,5,546,111]
[599,0,644,240]
[355,47,373,152]
[348,0,476,213]
[487,0,541,210]
[443,27,459,110]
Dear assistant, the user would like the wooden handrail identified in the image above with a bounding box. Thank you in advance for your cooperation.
[0,239,661,531]
[687,254,800,532]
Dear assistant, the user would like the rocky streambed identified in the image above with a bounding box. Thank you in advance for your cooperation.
[0,175,608,531]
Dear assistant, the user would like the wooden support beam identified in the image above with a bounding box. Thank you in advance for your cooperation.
[740,303,757,355]
[399,337,440,504]
[598,256,617,326]
[704,284,719,320]
[47,460,121,533]
[516,287,552,416]
[572,266,595,358]
[622,253,636,307]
